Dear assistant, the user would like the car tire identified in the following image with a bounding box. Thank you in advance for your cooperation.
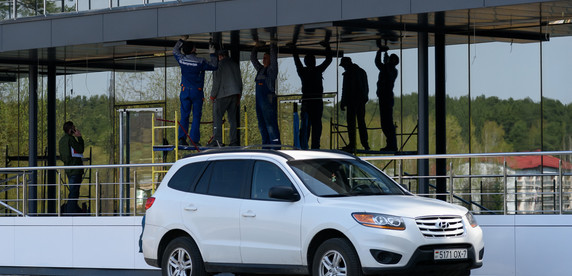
[312,238,363,276]
[161,236,207,276]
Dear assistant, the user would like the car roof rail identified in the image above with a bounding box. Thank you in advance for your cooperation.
[182,145,296,161]
[304,149,362,160]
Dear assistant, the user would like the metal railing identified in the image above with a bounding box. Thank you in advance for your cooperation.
[1,151,571,216]
[0,163,172,217]
[362,151,572,215]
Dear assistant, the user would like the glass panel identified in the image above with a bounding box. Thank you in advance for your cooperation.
[114,0,144,8]
[398,44,419,153]
[470,40,541,153]
[77,0,110,11]
[45,0,75,14]
[0,1,14,20]
[542,36,572,152]
[16,1,41,17]
[445,37,470,155]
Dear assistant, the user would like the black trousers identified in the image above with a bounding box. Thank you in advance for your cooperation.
[346,103,369,149]
[300,100,323,149]
[379,100,397,149]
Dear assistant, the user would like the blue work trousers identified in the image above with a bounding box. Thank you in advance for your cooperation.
[179,86,204,143]
[66,174,82,214]
[255,88,281,145]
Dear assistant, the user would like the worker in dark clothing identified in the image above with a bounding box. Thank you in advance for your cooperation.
[58,121,84,214]
[339,57,370,153]
[292,42,332,149]
[375,42,399,151]
[209,49,243,147]
[251,41,281,146]
[173,35,218,146]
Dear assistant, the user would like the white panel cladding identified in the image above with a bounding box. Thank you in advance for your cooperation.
[0,215,570,275]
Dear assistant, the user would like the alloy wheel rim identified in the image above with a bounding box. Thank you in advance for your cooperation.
[319,249,347,276]
[168,247,193,276]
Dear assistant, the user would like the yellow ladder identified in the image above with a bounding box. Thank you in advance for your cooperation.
[151,112,179,192]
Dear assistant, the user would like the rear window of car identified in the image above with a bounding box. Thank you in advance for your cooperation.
[194,160,252,198]
[168,162,208,192]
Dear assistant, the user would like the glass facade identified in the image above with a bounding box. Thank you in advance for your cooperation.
[2,1,572,215]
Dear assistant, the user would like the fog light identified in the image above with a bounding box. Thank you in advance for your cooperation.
[370,249,402,264]
[479,247,485,260]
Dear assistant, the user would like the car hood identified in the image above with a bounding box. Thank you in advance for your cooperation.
[316,195,467,218]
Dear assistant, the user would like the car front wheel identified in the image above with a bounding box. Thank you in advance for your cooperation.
[312,238,363,276]
[161,237,207,276]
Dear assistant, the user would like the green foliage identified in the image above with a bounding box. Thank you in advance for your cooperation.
[5,69,572,169]
[0,1,75,20]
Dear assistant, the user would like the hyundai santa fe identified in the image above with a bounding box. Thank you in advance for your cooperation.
[142,149,484,276]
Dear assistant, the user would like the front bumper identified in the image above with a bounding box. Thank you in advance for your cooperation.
[363,243,483,275]
[344,217,484,274]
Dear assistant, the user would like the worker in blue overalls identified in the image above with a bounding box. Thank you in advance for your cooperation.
[173,35,218,146]
[250,41,281,146]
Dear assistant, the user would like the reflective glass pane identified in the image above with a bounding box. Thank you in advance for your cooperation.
[470,40,541,153]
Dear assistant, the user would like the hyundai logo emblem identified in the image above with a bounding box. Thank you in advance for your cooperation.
[435,220,450,229]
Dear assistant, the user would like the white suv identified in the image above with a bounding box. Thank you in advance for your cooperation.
[142,149,484,276]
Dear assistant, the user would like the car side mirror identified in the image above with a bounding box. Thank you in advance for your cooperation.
[269,186,300,202]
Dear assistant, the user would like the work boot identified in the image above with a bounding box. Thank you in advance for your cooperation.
[380,146,398,152]
[341,145,355,153]
[206,140,224,147]
[179,138,189,146]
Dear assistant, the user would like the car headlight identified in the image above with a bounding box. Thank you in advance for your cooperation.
[466,211,478,228]
[352,213,406,230]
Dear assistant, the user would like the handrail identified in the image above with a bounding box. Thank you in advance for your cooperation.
[362,150,572,215]
[0,163,174,172]
[0,150,571,216]
[361,150,572,161]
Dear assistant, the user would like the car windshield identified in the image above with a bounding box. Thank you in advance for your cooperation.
[288,159,407,197]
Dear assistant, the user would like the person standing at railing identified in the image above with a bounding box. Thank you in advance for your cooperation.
[251,40,281,146]
[173,35,218,146]
[58,121,84,214]
[292,36,332,149]
[375,39,399,152]
[208,49,243,147]
[339,57,370,153]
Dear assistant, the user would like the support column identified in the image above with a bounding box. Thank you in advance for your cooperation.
[47,48,57,213]
[435,12,447,201]
[231,30,240,64]
[417,14,429,195]
[231,30,241,145]
[28,50,38,214]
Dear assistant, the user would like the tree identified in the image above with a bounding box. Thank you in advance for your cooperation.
[0,1,75,20]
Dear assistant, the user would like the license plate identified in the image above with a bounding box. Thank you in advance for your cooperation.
[434,249,468,260]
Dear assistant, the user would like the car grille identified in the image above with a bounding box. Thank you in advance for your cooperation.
[415,216,465,238]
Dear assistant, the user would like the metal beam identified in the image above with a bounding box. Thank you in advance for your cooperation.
[333,19,550,42]
[47,48,57,213]
[126,39,344,57]
[28,50,38,215]
[435,12,447,201]
[418,14,429,196]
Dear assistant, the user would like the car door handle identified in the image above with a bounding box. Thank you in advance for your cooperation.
[184,204,197,211]
[241,210,256,217]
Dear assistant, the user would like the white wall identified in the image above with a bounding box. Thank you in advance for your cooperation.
[1,215,571,275]
[0,216,156,270]
[473,215,572,276]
